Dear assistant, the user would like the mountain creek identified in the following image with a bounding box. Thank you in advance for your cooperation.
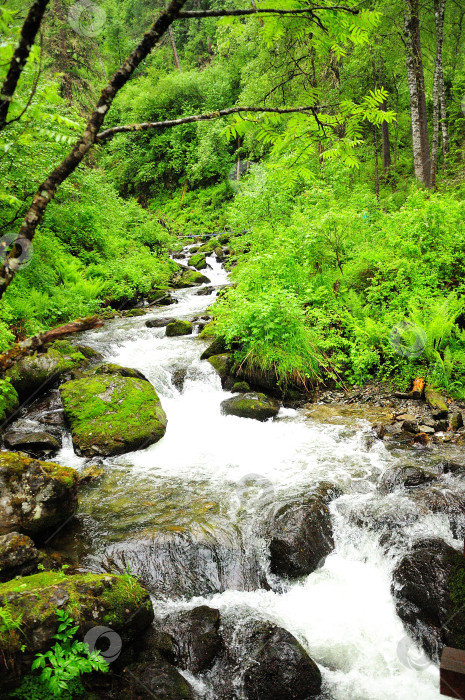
[2,244,465,700]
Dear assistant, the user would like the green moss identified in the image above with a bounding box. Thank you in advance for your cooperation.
[208,353,231,380]
[188,253,207,269]
[60,372,167,456]
[0,452,77,488]
[166,320,193,337]
[0,379,18,423]
[173,269,211,288]
[231,381,250,393]
[100,574,152,627]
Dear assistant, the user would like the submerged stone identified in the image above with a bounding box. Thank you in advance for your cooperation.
[3,430,61,457]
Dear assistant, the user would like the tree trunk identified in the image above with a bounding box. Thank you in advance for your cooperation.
[168,26,182,70]
[431,0,447,188]
[404,0,431,187]
[373,126,380,201]
[381,100,391,173]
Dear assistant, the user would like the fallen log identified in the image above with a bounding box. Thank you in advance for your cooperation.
[412,377,425,399]
[425,385,449,419]
[0,316,104,373]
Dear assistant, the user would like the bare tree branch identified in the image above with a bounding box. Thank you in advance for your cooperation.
[97,105,323,142]
[178,5,359,18]
[0,0,50,130]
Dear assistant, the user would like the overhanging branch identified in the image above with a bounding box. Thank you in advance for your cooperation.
[178,5,359,18]
[97,105,322,142]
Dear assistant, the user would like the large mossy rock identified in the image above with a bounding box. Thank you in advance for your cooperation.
[166,320,193,337]
[0,570,154,686]
[242,621,322,700]
[208,353,231,382]
[0,532,39,582]
[171,265,210,289]
[268,495,334,578]
[188,252,207,270]
[200,336,227,360]
[392,538,465,660]
[117,657,195,699]
[221,392,280,422]
[0,452,78,537]
[60,368,167,457]
[5,340,91,401]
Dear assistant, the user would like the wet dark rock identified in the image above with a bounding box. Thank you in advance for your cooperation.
[94,362,149,382]
[402,419,419,433]
[146,317,172,328]
[268,496,334,578]
[166,320,193,337]
[0,531,39,582]
[160,606,222,674]
[451,412,464,431]
[0,452,78,537]
[221,393,280,422]
[392,538,465,660]
[172,368,188,392]
[242,621,322,700]
[3,430,61,457]
[435,419,450,432]
[200,336,228,360]
[195,285,216,296]
[378,465,438,493]
[408,485,465,538]
[117,657,195,699]
[102,531,266,599]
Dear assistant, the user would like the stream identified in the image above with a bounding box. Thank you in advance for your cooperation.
[48,247,461,699]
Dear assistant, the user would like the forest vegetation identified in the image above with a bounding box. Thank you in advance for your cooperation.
[1,0,465,396]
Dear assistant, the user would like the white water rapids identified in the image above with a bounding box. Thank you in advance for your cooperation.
[52,250,455,699]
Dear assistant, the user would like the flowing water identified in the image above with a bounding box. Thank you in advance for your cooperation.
[49,248,464,699]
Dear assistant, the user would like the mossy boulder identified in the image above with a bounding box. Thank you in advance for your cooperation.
[188,252,207,270]
[0,570,154,686]
[0,532,39,582]
[166,320,193,337]
[0,379,19,424]
[5,340,91,401]
[0,452,78,537]
[208,353,231,382]
[197,238,218,254]
[221,392,280,421]
[172,268,211,288]
[392,538,465,660]
[231,381,250,393]
[60,370,167,457]
[200,336,227,360]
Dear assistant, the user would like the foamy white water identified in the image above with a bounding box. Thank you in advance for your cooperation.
[55,249,445,699]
